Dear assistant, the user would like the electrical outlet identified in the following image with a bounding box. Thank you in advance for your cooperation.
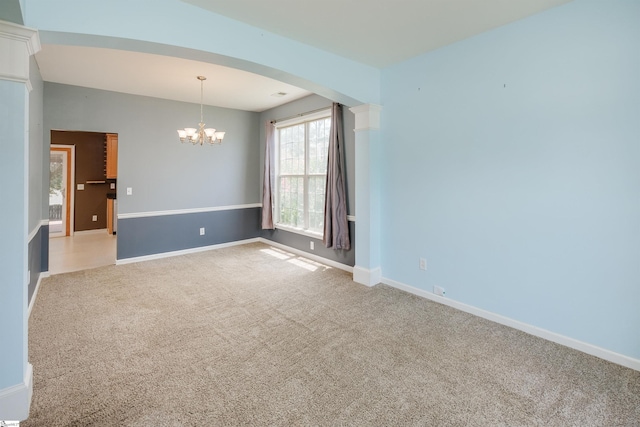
[199,227,205,236]
[110,183,116,190]
[92,215,98,221]
[434,285,445,297]
[310,241,314,250]
[419,258,427,270]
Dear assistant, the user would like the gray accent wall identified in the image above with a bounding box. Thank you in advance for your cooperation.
[262,222,355,267]
[43,84,354,267]
[44,83,261,214]
[44,83,262,260]
[28,227,45,304]
[258,94,356,267]
[117,207,261,260]
[40,225,48,275]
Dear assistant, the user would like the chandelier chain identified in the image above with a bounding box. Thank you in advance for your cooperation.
[200,77,204,125]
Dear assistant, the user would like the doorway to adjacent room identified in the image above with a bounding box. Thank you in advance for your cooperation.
[48,131,118,274]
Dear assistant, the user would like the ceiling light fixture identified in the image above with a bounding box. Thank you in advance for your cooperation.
[177,76,225,145]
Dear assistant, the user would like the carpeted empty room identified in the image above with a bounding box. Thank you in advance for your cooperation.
[25,243,639,426]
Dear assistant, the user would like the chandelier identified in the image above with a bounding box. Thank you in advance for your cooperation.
[177,76,226,145]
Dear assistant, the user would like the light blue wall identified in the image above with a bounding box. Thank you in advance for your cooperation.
[354,127,382,273]
[23,0,379,106]
[44,83,261,215]
[28,55,44,233]
[0,80,28,389]
[381,0,640,359]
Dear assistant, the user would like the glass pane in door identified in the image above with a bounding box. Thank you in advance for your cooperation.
[49,151,66,236]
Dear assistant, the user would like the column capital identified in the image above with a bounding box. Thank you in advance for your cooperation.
[350,104,382,131]
[0,20,41,84]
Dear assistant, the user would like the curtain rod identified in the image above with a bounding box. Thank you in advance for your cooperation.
[271,105,336,124]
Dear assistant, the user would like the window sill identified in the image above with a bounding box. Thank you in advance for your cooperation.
[275,224,323,240]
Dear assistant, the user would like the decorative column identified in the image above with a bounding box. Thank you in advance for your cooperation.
[350,104,382,286]
[0,19,40,421]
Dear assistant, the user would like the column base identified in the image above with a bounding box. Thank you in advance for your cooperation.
[0,364,32,422]
[353,265,382,287]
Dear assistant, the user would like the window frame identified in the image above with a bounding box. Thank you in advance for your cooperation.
[274,109,331,238]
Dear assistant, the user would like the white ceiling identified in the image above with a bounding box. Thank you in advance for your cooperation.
[184,0,572,68]
[35,45,312,112]
[35,0,572,111]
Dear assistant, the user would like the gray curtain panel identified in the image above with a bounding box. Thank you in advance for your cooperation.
[261,121,275,229]
[323,103,351,250]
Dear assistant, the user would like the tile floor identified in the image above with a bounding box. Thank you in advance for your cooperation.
[48,231,117,275]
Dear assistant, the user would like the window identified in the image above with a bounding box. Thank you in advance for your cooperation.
[275,110,331,235]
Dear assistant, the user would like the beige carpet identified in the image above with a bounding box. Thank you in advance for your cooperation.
[25,243,639,426]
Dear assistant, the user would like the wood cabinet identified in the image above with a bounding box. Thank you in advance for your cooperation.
[106,133,118,179]
[107,198,114,235]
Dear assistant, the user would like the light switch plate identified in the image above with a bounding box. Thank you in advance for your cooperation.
[110,183,116,190]
[77,184,85,190]
[126,187,132,195]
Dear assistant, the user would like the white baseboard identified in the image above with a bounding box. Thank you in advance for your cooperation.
[116,237,355,274]
[382,277,640,372]
[116,238,261,265]
[257,238,353,273]
[28,272,48,318]
[0,364,33,421]
[353,266,382,287]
